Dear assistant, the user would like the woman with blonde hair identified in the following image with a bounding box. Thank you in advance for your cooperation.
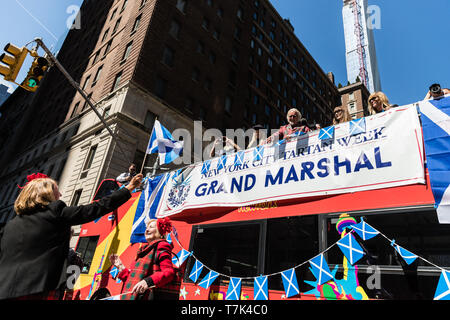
[333,106,351,125]
[368,92,395,115]
[0,172,143,300]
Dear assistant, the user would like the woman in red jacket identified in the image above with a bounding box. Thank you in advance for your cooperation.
[109,218,175,300]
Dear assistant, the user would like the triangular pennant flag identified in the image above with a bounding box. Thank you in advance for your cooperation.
[166,233,172,244]
[189,259,204,283]
[110,266,119,279]
[309,254,334,285]
[391,240,418,265]
[225,278,241,300]
[351,218,380,241]
[281,268,300,298]
[349,118,366,136]
[319,126,335,140]
[198,270,219,289]
[434,270,450,300]
[172,249,191,267]
[253,275,268,300]
[337,233,365,265]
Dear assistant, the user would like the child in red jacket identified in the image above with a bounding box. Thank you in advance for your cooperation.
[109,218,175,300]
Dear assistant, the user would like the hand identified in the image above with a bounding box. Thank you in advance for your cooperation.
[109,254,123,271]
[131,280,149,295]
[125,174,143,192]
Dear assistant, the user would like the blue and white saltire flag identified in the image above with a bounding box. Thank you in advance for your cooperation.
[253,276,269,300]
[217,155,227,171]
[201,160,211,175]
[130,174,169,243]
[349,118,366,136]
[189,259,204,283]
[172,249,192,268]
[198,270,219,289]
[418,95,450,223]
[146,119,184,165]
[351,218,380,241]
[309,254,334,285]
[253,145,264,161]
[390,240,418,265]
[110,266,121,283]
[234,150,245,166]
[337,233,365,265]
[281,268,300,298]
[319,126,335,140]
[434,270,450,300]
[225,278,242,300]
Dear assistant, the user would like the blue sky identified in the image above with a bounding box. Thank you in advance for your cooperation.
[1,0,449,106]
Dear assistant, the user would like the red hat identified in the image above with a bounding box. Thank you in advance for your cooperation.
[17,173,49,189]
[157,217,173,236]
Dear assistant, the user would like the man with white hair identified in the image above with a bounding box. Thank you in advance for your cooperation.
[266,108,311,144]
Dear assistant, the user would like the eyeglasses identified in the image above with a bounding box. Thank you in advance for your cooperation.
[369,97,378,102]
[334,110,342,114]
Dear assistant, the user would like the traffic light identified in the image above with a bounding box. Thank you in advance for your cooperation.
[0,43,28,82]
[21,55,49,92]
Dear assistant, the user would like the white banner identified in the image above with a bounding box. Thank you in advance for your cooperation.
[156,105,425,218]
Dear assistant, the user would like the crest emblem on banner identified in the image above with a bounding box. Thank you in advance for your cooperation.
[167,171,191,209]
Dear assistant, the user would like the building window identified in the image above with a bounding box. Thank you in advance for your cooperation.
[169,20,181,39]
[162,46,175,67]
[176,0,187,13]
[101,29,109,42]
[191,67,200,82]
[82,76,91,90]
[71,189,83,206]
[92,65,103,85]
[122,41,133,61]
[213,28,221,40]
[209,51,216,64]
[83,145,97,171]
[202,17,210,30]
[196,41,205,54]
[155,75,167,99]
[225,95,233,114]
[132,14,142,33]
[237,7,244,20]
[103,40,112,56]
[112,17,121,34]
[121,0,128,12]
[112,71,123,91]
[144,110,156,132]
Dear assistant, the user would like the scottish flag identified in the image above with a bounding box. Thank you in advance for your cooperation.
[418,95,450,223]
[225,278,241,300]
[337,233,365,265]
[189,259,204,283]
[349,118,366,136]
[172,249,191,268]
[201,160,211,175]
[147,120,183,165]
[253,146,264,161]
[198,270,219,289]
[434,270,450,300]
[130,174,169,243]
[351,218,380,241]
[281,268,300,298]
[234,150,245,166]
[319,126,335,140]
[253,276,268,300]
[217,155,227,171]
[309,254,334,285]
[390,240,417,265]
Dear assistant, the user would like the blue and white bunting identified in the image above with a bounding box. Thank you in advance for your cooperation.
[130,174,169,243]
[281,268,300,298]
[110,266,121,283]
[146,119,184,165]
[172,249,191,268]
[225,278,242,300]
[349,118,366,136]
[253,145,264,161]
[418,95,450,223]
[309,254,334,285]
[319,126,335,140]
[217,155,227,171]
[253,275,269,300]
[189,259,204,283]
[390,240,418,265]
[337,233,365,265]
[201,160,211,175]
[198,270,219,289]
[234,150,245,166]
[351,218,380,241]
[434,270,450,300]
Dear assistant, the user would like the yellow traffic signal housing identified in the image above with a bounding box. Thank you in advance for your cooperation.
[21,56,49,92]
[0,43,28,82]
